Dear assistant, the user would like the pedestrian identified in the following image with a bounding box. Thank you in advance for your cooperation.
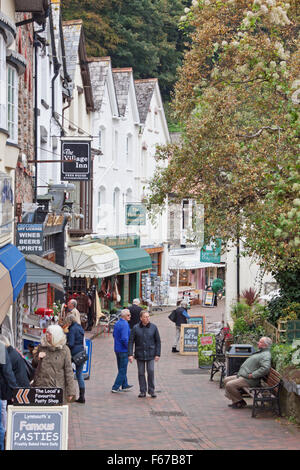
[0,335,30,390]
[111,309,133,393]
[31,324,76,404]
[67,299,81,325]
[128,298,143,329]
[171,300,190,353]
[224,336,272,409]
[0,341,17,449]
[128,311,161,398]
[65,314,86,404]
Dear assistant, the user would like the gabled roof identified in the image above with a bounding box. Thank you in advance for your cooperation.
[112,68,133,117]
[88,57,118,116]
[134,79,157,124]
[62,20,94,111]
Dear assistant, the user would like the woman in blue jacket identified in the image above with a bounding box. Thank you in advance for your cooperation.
[66,314,86,404]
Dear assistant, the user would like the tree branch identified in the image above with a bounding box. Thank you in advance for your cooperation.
[237,126,283,140]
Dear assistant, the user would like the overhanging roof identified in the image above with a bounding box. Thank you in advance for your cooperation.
[25,254,66,289]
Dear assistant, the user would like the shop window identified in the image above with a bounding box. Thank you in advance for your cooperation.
[7,65,18,143]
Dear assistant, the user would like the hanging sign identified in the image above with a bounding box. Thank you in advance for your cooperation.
[61,140,91,181]
[200,238,222,263]
[125,203,146,226]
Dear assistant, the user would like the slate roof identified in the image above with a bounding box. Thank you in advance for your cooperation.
[62,20,82,94]
[112,68,133,117]
[88,57,111,112]
[134,79,157,124]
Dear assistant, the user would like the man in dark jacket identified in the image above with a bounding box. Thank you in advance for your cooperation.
[128,311,161,398]
[66,314,86,404]
[172,301,190,353]
[129,299,143,329]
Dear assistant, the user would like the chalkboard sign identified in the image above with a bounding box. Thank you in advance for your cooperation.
[187,315,205,333]
[202,291,215,307]
[180,324,202,355]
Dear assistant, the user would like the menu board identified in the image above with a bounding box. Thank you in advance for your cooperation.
[180,324,202,355]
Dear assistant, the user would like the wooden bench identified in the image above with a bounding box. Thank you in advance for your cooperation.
[241,367,283,418]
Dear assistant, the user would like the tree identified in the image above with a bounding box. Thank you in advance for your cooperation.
[146,0,300,273]
[61,0,189,100]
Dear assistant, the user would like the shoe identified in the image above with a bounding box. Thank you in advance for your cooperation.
[111,388,121,393]
[138,392,146,398]
[150,393,157,398]
[172,347,179,353]
[121,385,133,391]
[231,399,247,409]
[75,388,85,403]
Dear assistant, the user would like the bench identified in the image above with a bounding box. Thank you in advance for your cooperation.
[210,329,226,388]
[241,367,283,418]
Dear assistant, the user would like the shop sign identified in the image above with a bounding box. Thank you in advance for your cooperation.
[125,203,146,226]
[12,387,63,406]
[0,172,13,237]
[200,238,222,263]
[61,140,91,181]
[6,405,68,450]
[16,223,43,254]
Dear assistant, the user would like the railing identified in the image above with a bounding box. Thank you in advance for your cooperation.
[263,319,281,344]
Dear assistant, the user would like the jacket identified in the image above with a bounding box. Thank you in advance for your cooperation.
[129,304,143,329]
[7,346,30,388]
[32,343,76,402]
[0,345,17,400]
[237,348,271,387]
[128,321,161,361]
[174,307,189,327]
[66,322,85,357]
[113,318,130,353]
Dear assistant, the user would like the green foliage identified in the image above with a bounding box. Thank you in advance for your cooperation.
[231,300,268,345]
[271,342,294,372]
[61,0,190,101]
[267,269,300,325]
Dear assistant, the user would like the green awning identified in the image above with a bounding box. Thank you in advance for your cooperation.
[115,248,152,274]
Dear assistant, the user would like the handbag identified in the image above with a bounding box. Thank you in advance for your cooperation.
[23,356,35,381]
[168,310,176,323]
[72,349,88,367]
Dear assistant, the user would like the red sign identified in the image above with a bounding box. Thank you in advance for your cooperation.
[200,336,213,346]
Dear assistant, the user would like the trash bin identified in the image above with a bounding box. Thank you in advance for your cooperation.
[225,344,256,377]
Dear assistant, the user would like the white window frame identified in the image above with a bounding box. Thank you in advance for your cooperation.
[0,34,6,130]
[7,64,18,143]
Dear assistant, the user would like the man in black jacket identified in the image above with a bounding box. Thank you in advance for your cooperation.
[172,301,190,353]
[128,311,161,398]
[128,299,143,329]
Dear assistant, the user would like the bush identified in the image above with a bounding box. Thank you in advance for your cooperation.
[271,343,293,372]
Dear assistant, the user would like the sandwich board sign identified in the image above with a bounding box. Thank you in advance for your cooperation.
[6,405,69,450]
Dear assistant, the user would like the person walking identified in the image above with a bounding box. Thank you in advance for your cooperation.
[65,314,86,404]
[32,324,76,404]
[171,301,190,353]
[128,299,143,329]
[128,311,161,398]
[224,336,272,408]
[111,309,133,393]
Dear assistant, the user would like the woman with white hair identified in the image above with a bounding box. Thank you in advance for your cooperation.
[32,325,76,403]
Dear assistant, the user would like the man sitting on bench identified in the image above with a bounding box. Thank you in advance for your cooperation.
[224,337,272,409]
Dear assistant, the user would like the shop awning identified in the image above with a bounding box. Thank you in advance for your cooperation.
[169,253,225,270]
[0,263,13,325]
[115,247,152,274]
[0,244,26,301]
[67,242,120,278]
[25,254,67,289]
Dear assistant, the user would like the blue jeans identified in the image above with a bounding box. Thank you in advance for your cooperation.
[0,401,5,451]
[112,352,129,390]
[75,363,85,389]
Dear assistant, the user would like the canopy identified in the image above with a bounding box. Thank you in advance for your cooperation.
[0,244,26,301]
[0,262,13,325]
[25,254,67,290]
[168,253,225,270]
[67,242,120,278]
[115,247,152,274]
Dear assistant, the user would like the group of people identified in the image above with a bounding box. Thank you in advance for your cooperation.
[0,300,87,450]
[112,299,161,398]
